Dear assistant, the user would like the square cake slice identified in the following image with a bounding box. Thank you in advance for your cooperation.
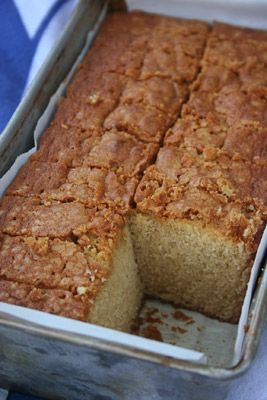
[0,196,125,239]
[83,130,158,178]
[131,146,267,322]
[6,160,137,211]
[0,227,141,331]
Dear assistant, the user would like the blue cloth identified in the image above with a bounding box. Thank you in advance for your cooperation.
[0,0,76,133]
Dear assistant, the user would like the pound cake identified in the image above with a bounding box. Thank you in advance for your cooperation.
[0,12,266,330]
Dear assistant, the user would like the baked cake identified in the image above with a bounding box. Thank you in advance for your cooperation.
[0,12,266,330]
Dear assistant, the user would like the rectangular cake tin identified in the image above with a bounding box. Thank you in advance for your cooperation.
[0,0,267,399]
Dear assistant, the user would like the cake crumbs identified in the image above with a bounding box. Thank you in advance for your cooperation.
[131,316,144,334]
[87,94,100,105]
[146,316,163,324]
[172,310,195,325]
[185,319,195,325]
[77,286,87,295]
[146,307,158,316]
[171,326,187,334]
[142,325,163,342]
[145,307,162,324]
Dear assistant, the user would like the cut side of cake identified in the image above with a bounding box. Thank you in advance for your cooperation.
[131,151,266,322]
[0,12,266,330]
[130,214,254,323]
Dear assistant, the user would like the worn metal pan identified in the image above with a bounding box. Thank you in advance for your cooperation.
[0,0,267,399]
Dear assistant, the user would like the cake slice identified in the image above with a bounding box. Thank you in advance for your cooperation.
[32,122,99,167]
[0,196,126,239]
[104,103,171,144]
[203,22,267,89]
[82,130,158,177]
[104,77,188,143]
[131,146,267,322]
[7,160,138,211]
[39,167,138,211]
[0,280,89,321]
[6,160,68,197]
[0,228,141,331]
[140,18,209,83]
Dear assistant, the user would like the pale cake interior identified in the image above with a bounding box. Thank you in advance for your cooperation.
[130,213,251,323]
[89,226,142,332]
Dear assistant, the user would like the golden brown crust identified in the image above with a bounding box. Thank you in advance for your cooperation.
[0,279,89,320]
[83,130,158,177]
[183,89,267,127]
[53,96,115,132]
[0,235,108,294]
[40,166,138,210]
[154,146,267,203]
[103,15,209,144]
[204,22,267,73]
[120,77,188,117]
[0,196,125,239]
[67,71,126,103]
[32,123,99,167]
[7,160,137,211]
[82,12,208,81]
[7,161,68,197]
[224,124,267,161]
[104,77,189,143]
[81,12,157,78]
[165,114,227,150]
[164,20,267,169]
[140,18,209,83]
[104,103,170,143]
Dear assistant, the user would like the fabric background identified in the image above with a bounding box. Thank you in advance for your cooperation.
[0,1,266,399]
[0,0,77,133]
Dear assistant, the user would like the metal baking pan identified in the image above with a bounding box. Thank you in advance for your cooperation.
[0,0,267,399]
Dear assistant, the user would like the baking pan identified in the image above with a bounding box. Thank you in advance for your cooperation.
[0,0,267,399]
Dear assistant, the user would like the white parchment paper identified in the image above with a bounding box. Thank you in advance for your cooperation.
[127,0,267,29]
